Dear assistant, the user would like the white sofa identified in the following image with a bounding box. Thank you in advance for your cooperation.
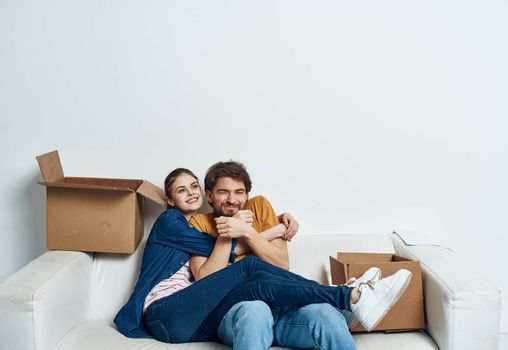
[0,233,501,350]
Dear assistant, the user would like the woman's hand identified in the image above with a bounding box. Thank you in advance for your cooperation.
[215,216,256,238]
[280,212,299,241]
[264,223,286,241]
[234,210,254,226]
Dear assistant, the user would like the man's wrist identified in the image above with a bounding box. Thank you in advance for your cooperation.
[243,227,256,240]
[217,235,232,243]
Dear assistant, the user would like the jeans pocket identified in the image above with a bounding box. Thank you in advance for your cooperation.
[145,319,171,343]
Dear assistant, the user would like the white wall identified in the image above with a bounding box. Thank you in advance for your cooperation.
[1,0,506,332]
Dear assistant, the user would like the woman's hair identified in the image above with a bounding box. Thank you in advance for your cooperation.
[164,168,199,209]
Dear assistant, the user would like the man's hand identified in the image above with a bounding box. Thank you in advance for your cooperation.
[234,210,254,226]
[280,212,299,241]
[215,216,256,238]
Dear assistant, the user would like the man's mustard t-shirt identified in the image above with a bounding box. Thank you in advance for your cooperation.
[189,195,279,261]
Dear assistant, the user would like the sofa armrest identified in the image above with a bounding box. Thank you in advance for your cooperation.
[391,235,501,350]
[0,250,93,350]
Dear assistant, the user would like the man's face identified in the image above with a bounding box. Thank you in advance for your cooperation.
[206,176,248,217]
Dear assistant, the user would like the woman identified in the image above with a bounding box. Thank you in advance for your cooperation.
[114,168,412,343]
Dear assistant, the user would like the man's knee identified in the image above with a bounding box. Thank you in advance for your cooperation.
[300,303,348,330]
[301,304,355,347]
[274,305,355,349]
[230,301,273,327]
[218,301,274,347]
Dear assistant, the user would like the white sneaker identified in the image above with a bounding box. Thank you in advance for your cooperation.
[342,267,382,329]
[351,269,412,332]
[345,267,382,288]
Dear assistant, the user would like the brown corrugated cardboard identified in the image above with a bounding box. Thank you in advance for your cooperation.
[329,252,424,332]
[36,150,166,253]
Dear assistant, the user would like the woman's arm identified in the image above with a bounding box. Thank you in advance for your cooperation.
[190,236,233,280]
[152,211,237,261]
[277,212,299,241]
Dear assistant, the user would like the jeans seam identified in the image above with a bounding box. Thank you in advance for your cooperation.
[276,322,321,348]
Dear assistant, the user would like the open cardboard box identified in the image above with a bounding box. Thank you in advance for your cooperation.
[329,252,425,332]
[36,150,166,254]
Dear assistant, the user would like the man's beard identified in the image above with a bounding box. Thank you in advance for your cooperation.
[212,203,243,217]
[213,207,231,217]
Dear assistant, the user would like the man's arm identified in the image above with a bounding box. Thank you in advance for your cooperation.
[189,216,286,279]
[188,215,234,280]
[234,220,286,255]
[215,216,290,270]
[189,236,232,280]
[242,234,289,270]
[237,196,293,270]
[189,196,297,276]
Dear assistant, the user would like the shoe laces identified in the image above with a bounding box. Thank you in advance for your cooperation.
[344,277,357,286]
[357,279,377,291]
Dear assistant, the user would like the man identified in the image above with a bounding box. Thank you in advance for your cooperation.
[189,161,356,350]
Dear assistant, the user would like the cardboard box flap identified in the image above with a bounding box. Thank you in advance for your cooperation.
[337,252,394,263]
[137,180,166,206]
[65,177,142,189]
[36,150,64,183]
[38,181,134,192]
[329,256,347,285]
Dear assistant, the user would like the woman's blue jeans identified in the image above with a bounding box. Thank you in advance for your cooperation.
[143,256,353,343]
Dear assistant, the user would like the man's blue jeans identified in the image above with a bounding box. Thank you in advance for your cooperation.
[144,256,353,343]
[218,301,356,350]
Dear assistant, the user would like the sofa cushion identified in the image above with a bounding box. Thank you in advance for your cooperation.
[353,331,438,350]
[54,319,231,350]
[54,319,438,350]
[89,238,147,320]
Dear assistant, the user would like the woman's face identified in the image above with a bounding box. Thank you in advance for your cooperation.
[167,173,203,217]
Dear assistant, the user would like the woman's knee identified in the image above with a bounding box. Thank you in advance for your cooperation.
[239,255,260,264]
[236,255,261,271]
[250,270,274,281]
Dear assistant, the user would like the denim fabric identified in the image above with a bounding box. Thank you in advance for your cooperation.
[114,209,237,339]
[144,255,353,343]
[219,302,356,350]
[273,304,357,350]
[218,301,274,350]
